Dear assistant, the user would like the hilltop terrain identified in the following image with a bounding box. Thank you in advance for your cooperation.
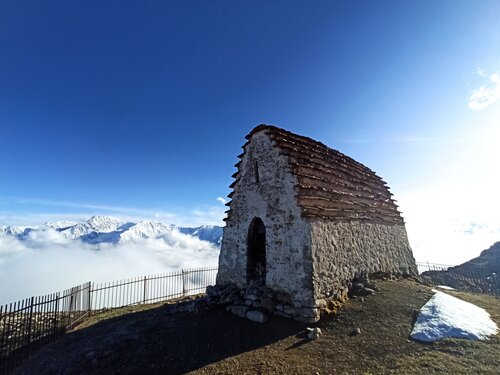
[12,279,500,375]
[452,241,500,276]
[421,242,500,294]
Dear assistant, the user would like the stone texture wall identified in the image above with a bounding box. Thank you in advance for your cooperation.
[217,132,315,307]
[310,220,417,302]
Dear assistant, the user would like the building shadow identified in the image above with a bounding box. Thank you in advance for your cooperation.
[12,304,308,375]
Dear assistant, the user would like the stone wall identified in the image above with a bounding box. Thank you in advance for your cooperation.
[217,131,315,307]
[310,220,417,302]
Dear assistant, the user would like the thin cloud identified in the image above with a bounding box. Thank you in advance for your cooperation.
[0,197,226,227]
[468,72,500,110]
[475,66,487,78]
[189,205,226,227]
[11,197,178,219]
[216,197,227,205]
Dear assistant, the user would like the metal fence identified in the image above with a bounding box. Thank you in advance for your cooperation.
[90,267,218,310]
[0,267,218,374]
[416,262,499,296]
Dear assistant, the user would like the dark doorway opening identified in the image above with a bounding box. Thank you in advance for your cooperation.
[247,217,266,284]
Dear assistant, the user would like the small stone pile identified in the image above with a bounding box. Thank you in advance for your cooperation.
[349,273,377,298]
[207,280,321,323]
[161,295,214,315]
[206,274,380,324]
[162,273,385,324]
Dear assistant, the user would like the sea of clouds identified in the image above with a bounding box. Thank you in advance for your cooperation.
[0,228,220,305]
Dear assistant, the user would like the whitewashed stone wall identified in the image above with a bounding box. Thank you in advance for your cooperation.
[310,220,417,301]
[217,131,315,307]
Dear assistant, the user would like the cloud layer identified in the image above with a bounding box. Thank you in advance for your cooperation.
[398,186,500,266]
[0,228,220,305]
[468,72,500,110]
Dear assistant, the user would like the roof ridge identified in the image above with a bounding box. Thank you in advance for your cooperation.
[225,124,404,225]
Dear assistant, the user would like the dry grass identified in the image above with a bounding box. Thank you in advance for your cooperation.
[13,281,500,375]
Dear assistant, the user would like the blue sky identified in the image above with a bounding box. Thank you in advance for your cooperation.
[1,1,499,262]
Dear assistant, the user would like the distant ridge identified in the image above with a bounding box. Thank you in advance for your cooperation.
[452,241,500,277]
[0,216,223,247]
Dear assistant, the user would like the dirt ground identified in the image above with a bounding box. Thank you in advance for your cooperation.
[12,279,500,375]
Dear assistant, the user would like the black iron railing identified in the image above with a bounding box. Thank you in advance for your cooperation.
[0,267,218,374]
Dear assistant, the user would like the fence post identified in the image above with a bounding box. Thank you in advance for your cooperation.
[143,276,147,304]
[87,282,92,318]
[182,270,187,296]
[53,293,60,335]
[26,296,34,348]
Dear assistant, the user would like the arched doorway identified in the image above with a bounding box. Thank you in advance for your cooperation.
[247,217,266,284]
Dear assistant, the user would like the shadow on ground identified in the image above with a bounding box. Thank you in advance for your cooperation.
[13,304,307,375]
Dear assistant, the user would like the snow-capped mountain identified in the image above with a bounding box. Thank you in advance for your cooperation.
[119,221,176,242]
[60,216,132,240]
[0,225,36,239]
[179,225,223,246]
[0,216,223,247]
[44,221,79,230]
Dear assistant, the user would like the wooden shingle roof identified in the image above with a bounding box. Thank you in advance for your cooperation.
[225,125,404,225]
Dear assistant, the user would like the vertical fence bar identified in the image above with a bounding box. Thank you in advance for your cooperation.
[88,282,92,318]
[53,293,59,337]
[1,304,5,360]
[121,279,125,307]
[41,294,46,340]
[106,282,110,309]
[26,296,34,354]
[182,270,186,296]
[6,302,12,366]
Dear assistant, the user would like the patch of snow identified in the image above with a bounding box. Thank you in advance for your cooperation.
[436,285,456,291]
[411,291,498,342]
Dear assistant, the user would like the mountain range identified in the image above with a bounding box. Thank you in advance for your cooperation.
[0,216,223,246]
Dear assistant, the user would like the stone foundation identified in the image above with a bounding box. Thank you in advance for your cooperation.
[208,273,384,323]
[208,281,319,323]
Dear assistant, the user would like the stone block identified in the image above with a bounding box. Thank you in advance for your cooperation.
[251,301,262,309]
[299,307,320,319]
[261,297,275,312]
[246,294,259,302]
[274,310,291,318]
[228,305,249,318]
[315,299,327,309]
[284,306,296,316]
[246,310,268,323]
[306,327,322,340]
[341,287,349,301]
[294,315,320,323]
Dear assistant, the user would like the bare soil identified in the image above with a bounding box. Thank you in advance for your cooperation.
[12,280,500,375]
